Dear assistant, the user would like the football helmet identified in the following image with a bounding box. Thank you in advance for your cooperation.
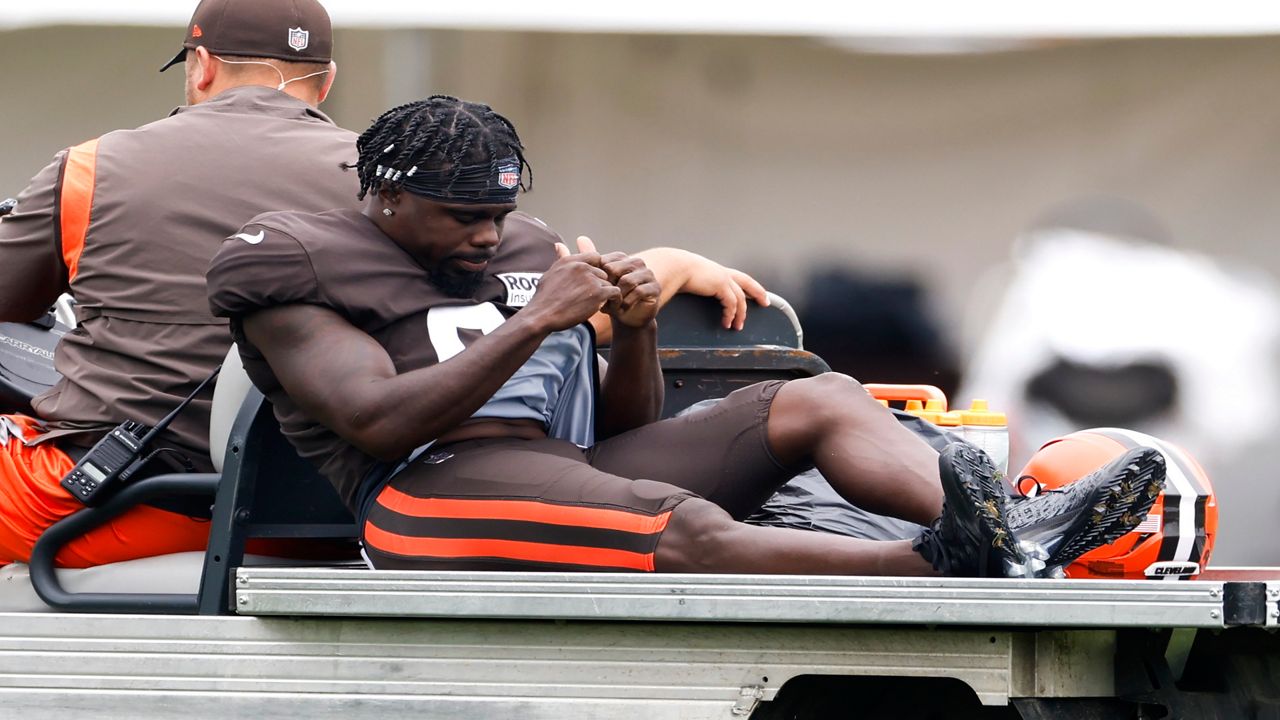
[1013,428,1217,579]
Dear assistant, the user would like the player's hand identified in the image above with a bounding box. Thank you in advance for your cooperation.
[524,240,621,332]
[572,236,660,329]
[674,251,768,330]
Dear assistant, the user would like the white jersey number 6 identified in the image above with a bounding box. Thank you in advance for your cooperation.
[426,303,507,362]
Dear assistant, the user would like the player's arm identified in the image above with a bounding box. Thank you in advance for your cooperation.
[589,246,768,344]
[0,155,72,322]
[243,252,621,461]
[571,239,665,437]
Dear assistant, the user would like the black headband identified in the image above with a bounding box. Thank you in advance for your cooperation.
[382,157,522,204]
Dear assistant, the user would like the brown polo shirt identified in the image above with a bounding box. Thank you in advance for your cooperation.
[0,85,359,469]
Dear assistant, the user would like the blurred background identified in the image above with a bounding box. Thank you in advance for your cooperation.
[2,3,1278,563]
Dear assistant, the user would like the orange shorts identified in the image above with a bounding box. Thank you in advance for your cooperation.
[0,414,211,568]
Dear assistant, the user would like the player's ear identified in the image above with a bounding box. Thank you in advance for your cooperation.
[374,187,406,220]
[378,187,401,207]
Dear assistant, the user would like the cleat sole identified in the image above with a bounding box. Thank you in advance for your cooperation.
[1039,448,1166,569]
[944,444,1027,569]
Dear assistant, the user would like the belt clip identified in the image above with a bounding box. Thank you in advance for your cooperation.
[0,417,29,446]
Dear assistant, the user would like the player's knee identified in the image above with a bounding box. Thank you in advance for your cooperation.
[802,372,864,395]
[654,498,742,573]
[777,373,875,424]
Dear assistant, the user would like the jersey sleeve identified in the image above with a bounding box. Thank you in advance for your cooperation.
[206,216,322,318]
[0,152,71,321]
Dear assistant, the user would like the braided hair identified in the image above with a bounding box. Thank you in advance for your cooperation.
[344,95,531,201]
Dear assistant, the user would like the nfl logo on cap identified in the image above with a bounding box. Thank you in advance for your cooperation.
[497,165,520,189]
[288,27,310,52]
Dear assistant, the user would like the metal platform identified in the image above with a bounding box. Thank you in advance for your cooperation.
[2,571,1276,718]
[0,610,1104,716]
[233,569,1271,629]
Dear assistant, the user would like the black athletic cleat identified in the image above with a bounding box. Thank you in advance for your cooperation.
[1006,447,1166,573]
[913,443,1026,577]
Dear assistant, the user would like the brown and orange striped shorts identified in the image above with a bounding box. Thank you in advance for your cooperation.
[362,380,806,572]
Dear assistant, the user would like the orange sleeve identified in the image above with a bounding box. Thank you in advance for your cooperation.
[58,138,100,282]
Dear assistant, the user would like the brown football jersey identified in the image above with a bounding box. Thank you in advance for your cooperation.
[208,208,565,508]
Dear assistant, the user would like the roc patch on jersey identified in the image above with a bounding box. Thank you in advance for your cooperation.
[497,272,542,307]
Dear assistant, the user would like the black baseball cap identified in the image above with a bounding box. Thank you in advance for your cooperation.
[160,0,333,72]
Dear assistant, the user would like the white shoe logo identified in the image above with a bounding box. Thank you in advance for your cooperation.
[234,230,265,245]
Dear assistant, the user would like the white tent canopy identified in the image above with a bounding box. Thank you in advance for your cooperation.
[4,0,1280,37]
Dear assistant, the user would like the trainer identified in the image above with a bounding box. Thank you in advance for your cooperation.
[0,0,356,567]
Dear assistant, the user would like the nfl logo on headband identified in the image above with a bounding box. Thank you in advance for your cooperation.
[288,27,310,52]
[497,165,520,189]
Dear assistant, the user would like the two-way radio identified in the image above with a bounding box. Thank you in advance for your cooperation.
[60,368,220,506]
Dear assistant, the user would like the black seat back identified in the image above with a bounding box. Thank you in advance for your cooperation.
[656,293,803,348]
[197,388,356,614]
[652,294,830,417]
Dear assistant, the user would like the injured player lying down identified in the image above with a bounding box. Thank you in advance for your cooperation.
[207,96,1166,578]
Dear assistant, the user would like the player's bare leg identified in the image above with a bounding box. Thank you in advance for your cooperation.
[765,373,946,525]
[655,497,938,575]
[655,441,1023,576]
